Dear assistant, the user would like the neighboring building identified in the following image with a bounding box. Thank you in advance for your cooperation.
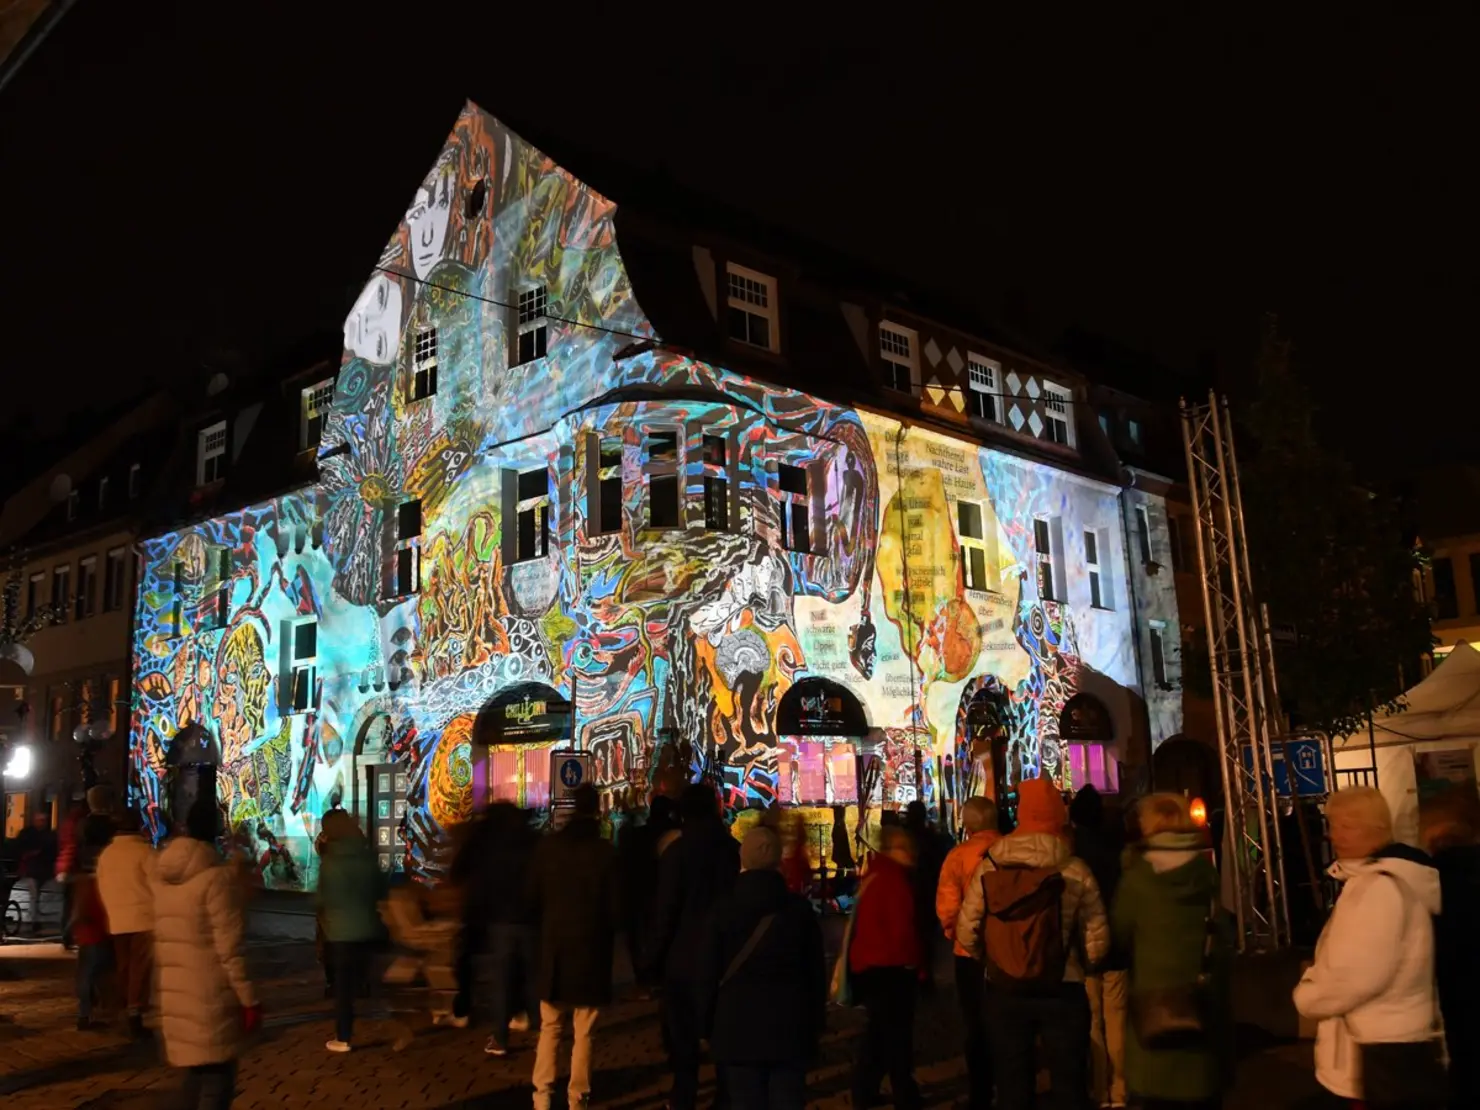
[0,392,175,828]
[1413,464,1480,661]
[126,104,1187,885]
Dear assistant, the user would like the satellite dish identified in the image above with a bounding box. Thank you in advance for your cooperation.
[0,642,35,677]
[49,473,73,503]
[206,372,230,397]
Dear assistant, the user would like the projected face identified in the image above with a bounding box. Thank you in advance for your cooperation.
[344,275,403,364]
[406,170,453,279]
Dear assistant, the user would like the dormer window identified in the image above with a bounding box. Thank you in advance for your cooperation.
[726,264,778,352]
[128,463,141,499]
[197,421,227,485]
[967,355,999,423]
[516,285,549,365]
[412,326,438,401]
[98,476,110,511]
[880,323,917,395]
[66,490,78,521]
[1042,382,1074,446]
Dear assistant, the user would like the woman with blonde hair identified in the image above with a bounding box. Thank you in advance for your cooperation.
[1294,786,1444,1109]
[1112,793,1232,1109]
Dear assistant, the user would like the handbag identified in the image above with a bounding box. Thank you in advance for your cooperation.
[1129,894,1218,1049]
[830,875,874,1007]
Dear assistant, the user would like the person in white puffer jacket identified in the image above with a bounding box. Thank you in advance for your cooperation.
[1294,786,1442,1105]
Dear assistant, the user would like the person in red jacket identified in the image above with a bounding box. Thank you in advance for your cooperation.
[849,824,923,1110]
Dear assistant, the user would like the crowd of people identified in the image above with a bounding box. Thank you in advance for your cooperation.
[10,772,1480,1110]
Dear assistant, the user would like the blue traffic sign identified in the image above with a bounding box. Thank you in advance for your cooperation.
[559,758,585,790]
[1240,739,1327,797]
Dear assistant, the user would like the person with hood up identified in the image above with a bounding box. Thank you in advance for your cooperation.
[697,825,826,1110]
[317,809,386,1053]
[152,799,260,1109]
[936,796,1001,1110]
[647,782,741,1110]
[96,807,157,1039]
[1420,785,1480,1110]
[955,775,1109,1110]
[1294,786,1445,1110]
[1112,792,1233,1110]
[1071,784,1130,1109]
[848,824,925,1110]
[527,783,621,1110]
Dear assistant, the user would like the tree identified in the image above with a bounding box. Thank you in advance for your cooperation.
[1236,317,1433,736]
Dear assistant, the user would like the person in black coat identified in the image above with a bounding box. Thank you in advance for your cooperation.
[526,784,620,1110]
[648,783,741,1110]
[1421,786,1480,1110]
[697,826,826,1110]
[1069,784,1129,1109]
[619,794,675,993]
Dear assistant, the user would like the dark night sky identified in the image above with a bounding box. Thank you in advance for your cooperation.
[1,4,1475,484]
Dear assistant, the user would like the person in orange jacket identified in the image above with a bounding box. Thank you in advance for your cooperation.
[936,796,1001,1110]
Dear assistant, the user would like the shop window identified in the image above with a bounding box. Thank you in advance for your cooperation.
[487,745,553,810]
[702,434,730,531]
[1067,743,1120,793]
[645,431,680,530]
[778,463,811,553]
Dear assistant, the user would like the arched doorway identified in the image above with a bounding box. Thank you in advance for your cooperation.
[774,677,870,808]
[956,679,1012,832]
[1058,692,1118,793]
[164,722,221,832]
[473,682,572,813]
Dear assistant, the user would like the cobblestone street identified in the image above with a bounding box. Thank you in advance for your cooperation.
[1,939,1326,1109]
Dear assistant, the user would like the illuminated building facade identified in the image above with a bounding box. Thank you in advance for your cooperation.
[127,104,1186,884]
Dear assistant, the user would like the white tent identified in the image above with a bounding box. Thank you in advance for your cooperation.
[1333,641,1480,846]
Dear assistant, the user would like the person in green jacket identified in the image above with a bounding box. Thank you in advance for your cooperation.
[317,810,387,1053]
[1112,793,1233,1110]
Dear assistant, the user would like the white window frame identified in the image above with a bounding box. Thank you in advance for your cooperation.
[1042,382,1074,446]
[288,616,318,713]
[1085,528,1113,610]
[97,475,110,511]
[412,326,438,401]
[515,285,549,366]
[777,462,812,554]
[76,556,97,620]
[957,499,998,593]
[1149,620,1170,688]
[725,263,779,352]
[1127,418,1143,446]
[1033,516,1065,602]
[300,377,336,451]
[197,421,227,485]
[589,435,623,536]
[643,429,682,531]
[387,500,421,597]
[1135,505,1153,565]
[701,432,731,532]
[879,322,918,395]
[966,355,1000,423]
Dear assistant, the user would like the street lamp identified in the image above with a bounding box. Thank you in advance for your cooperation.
[2,742,28,780]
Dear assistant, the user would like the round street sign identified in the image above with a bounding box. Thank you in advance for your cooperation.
[559,758,585,790]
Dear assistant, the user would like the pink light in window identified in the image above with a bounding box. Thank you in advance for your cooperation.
[798,742,827,804]
[828,746,858,804]
[776,747,794,806]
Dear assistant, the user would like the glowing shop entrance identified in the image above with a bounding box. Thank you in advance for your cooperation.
[474,682,572,811]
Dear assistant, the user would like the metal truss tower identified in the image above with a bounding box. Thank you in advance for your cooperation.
[1180,392,1291,952]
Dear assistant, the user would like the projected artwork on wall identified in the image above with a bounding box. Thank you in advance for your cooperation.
[128,103,1152,887]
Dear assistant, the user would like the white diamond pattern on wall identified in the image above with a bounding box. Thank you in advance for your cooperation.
[946,347,964,374]
[926,377,947,406]
[1005,370,1022,396]
[1025,376,1042,400]
[924,338,942,367]
[1009,404,1026,431]
[1028,410,1045,437]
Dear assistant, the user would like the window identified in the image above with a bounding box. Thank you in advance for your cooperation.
[171,561,184,637]
[210,547,232,628]
[510,468,550,563]
[516,285,549,365]
[726,264,778,352]
[592,437,623,535]
[957,501,996,592]
[389,500,421,596]
[52,565,70,624]
[98,476,110,511]
[66,489,78,521]
[300,378,335,451]
[1098,411,1110,435]
[702,434,730,531]
[26,572,44,618]
[777,463,811,553]
[288,618,318,713]
[645,432,680,530]
[1042,382,1073,445]
[1127,418,1143,447]
[76,556,97,620]
[880,323,917,394]
[1086,530,1108,609]
[412,326,438,400]
[1135,506,1153,565]
[1034,518,1058,601]
[1167,514,1193,573]
[1149,621,1170,687]
[1433,557,1459,620]
[197,421,227,485]
[967,356,999,422]
[1067,743,1120,793]
[107,676,122,734]
[103,547,127,612]
[128,462,141,499]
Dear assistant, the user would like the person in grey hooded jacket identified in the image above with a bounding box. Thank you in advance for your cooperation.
[152,800,259,1109]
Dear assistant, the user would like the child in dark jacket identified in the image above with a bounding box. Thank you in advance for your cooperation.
[72,874,111,1029]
